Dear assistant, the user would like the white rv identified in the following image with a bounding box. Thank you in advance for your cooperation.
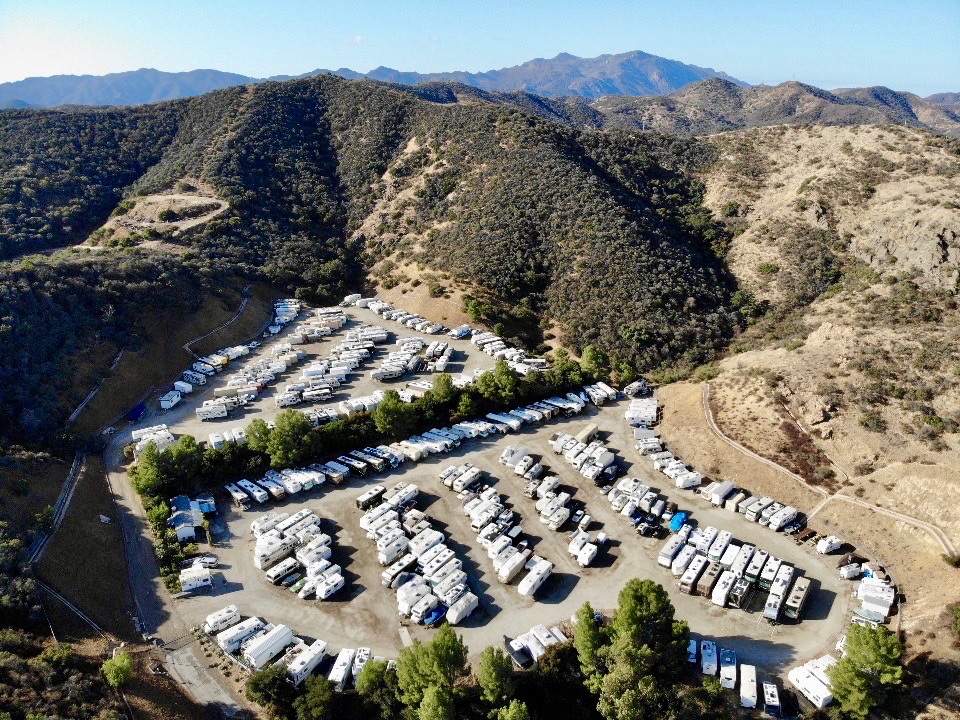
[203,605,240,634]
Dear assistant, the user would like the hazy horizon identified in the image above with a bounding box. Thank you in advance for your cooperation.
[1,0,958,95]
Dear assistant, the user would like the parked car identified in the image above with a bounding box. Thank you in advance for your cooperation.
[636,523,656,537]
[192,554,220,569]
[784,514,808,534]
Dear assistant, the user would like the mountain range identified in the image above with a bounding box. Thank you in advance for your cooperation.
[0,50,745,107]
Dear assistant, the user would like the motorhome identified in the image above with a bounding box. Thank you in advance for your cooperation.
[784,576,812,621]
[203,605,240,635]
[762,682,781,715]
[679,555,708,594]
[697,562,723,596]
[729,577,754,609]
[237,479,268,504]
[711,570,736,607]
[225,483,251,509]
[707,530,733,563]
[744,549,769,584]
[769,564,796,600]
[758,556,783,591]
[719,648,737,689]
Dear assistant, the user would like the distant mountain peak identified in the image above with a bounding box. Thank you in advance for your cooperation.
[0,49,746,108]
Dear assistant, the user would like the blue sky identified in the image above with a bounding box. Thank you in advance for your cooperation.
[1,0,957,94]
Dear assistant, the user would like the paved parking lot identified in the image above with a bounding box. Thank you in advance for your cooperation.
[173,401,850,672]
[160,304,498,443]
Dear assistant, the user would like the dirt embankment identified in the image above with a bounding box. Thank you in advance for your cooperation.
[71,282,276,435]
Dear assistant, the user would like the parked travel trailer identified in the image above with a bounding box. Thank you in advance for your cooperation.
[788,656,835,709]
[707,480,735,506]
[243,624,294,670]
[740,664,758,708]
[658,535,685,567]
[179,566,212,593]
[287,640,328,687]
[518,559,553,597]
[498,550,531,583]
[817,536,843,554]
[447,592,480,625]
[769,505,798,531]
[196,403,228,421]
[746,496,774,521]
[217,617,265,653]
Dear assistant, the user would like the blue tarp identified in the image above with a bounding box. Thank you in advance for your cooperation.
[128,402,147,423]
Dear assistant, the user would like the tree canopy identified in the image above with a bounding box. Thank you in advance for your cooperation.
[828,624,904,720]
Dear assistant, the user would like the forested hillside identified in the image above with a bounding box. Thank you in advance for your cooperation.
[0,74,743,447]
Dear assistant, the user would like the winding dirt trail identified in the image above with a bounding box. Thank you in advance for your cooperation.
[702,383,957,556]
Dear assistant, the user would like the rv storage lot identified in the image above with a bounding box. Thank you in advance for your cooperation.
[171,400,850,671]
[155,305,498,442]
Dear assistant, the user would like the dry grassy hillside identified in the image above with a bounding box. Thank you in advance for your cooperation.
[699,124,960,535]
[705,124,960,298]
[692,124,960,620]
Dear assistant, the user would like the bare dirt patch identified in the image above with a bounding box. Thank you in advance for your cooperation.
[709,371,840,492]
[124,648,212,720]
[92,178,228,245]
[372,259,474,327]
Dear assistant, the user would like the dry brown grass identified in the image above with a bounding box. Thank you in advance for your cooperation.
[657,381,822,512]
[35,454,136,639]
